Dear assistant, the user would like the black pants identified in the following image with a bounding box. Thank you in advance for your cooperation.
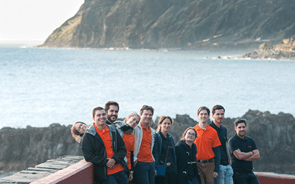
[233,172,260,184]
[155,172,177,184]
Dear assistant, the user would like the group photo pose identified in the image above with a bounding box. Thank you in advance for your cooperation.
[71,102,261,184]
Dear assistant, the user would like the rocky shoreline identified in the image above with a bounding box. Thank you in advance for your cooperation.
[0,110,295,175]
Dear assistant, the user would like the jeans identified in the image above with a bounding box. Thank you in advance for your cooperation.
[215,165,233,184]
[102,170,128,184]
[189,176,200,184]
[134,161,155,184]
[233,172,260,184]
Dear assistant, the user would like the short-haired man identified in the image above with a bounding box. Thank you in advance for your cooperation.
[228,119,260,184]
[209,105,233,184]
[105,101,119,125]
[133,105,156,184]
[82,106,129,184]
[194,106,221,184]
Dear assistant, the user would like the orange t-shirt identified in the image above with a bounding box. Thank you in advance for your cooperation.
[137,124,154,162]
[122,133,135,169]
[94,124,124,175]
[194,124,221,160]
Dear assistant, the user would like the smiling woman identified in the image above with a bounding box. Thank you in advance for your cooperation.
[0,0,84,42]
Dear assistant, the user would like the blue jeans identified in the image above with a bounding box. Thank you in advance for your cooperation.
[134,161,155,184]
[102,170,128,184]
[233,172,260,184]
[215,165,233,184]
[189,176,200,184]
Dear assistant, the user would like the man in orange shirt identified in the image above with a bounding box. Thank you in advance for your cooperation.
[82,106,129,184]
[194,106,221,184]
[133,105,156,184]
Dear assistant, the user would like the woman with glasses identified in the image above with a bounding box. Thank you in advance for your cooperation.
[153,116,177,184]
[115,112,141,183]
[71,121,89,143]
[175,127,200,184]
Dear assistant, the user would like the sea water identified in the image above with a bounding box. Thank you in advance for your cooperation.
[0,44,294,128]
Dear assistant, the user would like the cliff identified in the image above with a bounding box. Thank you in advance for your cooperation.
[41,0,295,49]
[1,110,295,174]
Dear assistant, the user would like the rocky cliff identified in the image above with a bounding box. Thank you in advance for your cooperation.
[1,110,294,174]
[41,0,295,49]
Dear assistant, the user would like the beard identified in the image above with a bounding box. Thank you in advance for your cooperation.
[107,115,117,123]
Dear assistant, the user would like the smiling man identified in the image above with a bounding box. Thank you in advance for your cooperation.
[209,105,233,184]
[133,105,156,184]
[194,106,221,184]
[82,106,129,184]
[105,101,120,125]
[228,119,260,184]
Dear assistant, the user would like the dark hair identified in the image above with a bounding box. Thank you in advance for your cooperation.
[234,118,247,127]
[105,101,119,112]
[181,127,197,140]
[156,116,173,132]
[212,105,225,115]
[197,106,210,115]
[139,105,154,115]
[92,106,104,117]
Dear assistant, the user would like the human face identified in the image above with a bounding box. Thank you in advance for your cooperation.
[198,110,209,124]
[93,109,107,127]
[212,109,225,127]
[160,118,172,133]
[185,129,197,142]
[126,115,140,128]
[140,109,153,126]
[74,122,88,135]
[107,105,119,123]
[235,122,247,138]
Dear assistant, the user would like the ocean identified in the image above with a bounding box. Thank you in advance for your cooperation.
[0,43,294,129]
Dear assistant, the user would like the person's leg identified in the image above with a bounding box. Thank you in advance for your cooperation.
[232,172,248,184]
[115,170,129,184]
[197,162,206,184]
[247,172,260,184]
[190,176,200,184]
[224,165,233,184]
[205,162,215,184]
[215,165,225,184]
[147,162,155,184]
[164,172,177,184]
[101,174,117,184]
[134,161,149,184]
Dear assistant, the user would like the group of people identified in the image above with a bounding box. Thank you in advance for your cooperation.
[71,101,260,184]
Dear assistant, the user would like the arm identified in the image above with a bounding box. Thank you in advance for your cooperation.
[213,146,221,173]
[152,134,160,165]
[245,149,260,161]
[111,129,127,164]
[232,149,254,160]
[82,134,108,166]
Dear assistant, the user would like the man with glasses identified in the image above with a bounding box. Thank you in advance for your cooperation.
[105,101,120,125]
[133,105,156,184]
[209,105,233,184]
[228,119,260,184]
[194,106,221,184]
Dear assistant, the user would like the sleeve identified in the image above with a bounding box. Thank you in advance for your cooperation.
[112,129,127,164]
[81,133,108,166]
[228,138,239,153]
[130,151,134,171]
[152,133,160,165]
[251,138,258,150]
[213,146,220,172]
[213,130,222,148]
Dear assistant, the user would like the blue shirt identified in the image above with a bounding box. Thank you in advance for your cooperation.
[229,134,258,173]
[209,122,229,166]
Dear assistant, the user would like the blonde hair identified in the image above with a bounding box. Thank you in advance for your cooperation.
[124,112,140,124]
[71,121,88,143]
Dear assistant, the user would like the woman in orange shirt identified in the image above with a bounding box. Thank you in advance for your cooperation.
[115,112,141,183]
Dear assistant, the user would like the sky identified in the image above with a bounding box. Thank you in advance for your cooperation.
[0,0,84,42]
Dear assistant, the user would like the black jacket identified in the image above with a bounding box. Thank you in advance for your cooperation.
[175,140,200,184]
[82,123,128,183]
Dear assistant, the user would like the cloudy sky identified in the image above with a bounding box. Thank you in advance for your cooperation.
[0,0,84,42]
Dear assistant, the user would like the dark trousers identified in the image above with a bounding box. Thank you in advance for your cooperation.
[134,161,155,184]
[102,170,128,184]
[233,172,260,184]
[155,172,177,184]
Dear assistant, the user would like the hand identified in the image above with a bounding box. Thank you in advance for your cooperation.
[128,173,133,181]
[134,160,137,167]
[213,172,218,178]
[106,158,116,169]
[155,170,157,176]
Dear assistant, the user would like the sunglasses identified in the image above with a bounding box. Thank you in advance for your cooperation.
[143,105,153,109]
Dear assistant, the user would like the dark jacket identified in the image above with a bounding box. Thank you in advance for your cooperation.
[153,131,177,173]
[82,123,128,183]
[175,140,200,184]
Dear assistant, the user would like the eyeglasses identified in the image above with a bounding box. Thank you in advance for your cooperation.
[187,132,196,136]
[77,123,84,131]
[143,105,153,109]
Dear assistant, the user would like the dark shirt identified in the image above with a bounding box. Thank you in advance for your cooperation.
[209,121,229,166]
[159,132,177,173]
[228,134,258,173]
